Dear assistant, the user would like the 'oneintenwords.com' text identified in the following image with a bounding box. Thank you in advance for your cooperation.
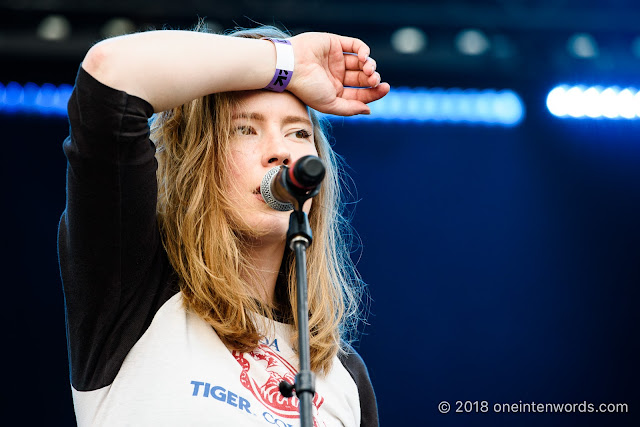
[437,400,629,415]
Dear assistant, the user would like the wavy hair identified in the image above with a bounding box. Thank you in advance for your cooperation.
[150,25,366,373]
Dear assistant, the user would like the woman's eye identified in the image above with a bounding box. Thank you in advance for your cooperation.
[294,129,312,139]
[234,125,255,136]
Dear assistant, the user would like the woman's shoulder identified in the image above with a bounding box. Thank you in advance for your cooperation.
[337,343,379,427]
[337,343,373,383]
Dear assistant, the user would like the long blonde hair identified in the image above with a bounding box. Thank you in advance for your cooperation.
[150,26,366,373]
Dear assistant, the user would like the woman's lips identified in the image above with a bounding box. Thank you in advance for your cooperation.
[253,186,265,202]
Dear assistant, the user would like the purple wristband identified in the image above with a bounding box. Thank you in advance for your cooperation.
[262,38,294,92]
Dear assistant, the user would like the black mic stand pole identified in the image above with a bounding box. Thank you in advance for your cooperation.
[277,177,322,427]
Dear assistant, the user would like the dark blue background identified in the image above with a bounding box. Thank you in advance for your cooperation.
[2,85,639,426]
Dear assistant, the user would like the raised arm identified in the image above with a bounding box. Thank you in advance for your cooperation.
[82,30,389,115]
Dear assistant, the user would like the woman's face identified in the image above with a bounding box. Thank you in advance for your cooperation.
[225,90,319,242]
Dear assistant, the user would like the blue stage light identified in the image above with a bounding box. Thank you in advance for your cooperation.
[327,87,525,126]
[547,85,640,120]
[0,81,71,116]
[1,81,525,126]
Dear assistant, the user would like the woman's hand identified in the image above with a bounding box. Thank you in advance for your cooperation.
[287,33,390,116]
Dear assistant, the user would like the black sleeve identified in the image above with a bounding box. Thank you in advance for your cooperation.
[338,345,380,427]
[58,65,176,391]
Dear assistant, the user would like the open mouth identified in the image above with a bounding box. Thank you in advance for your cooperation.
[253,186,265,202]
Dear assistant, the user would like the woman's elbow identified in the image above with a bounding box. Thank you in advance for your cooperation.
[81,42,111,79]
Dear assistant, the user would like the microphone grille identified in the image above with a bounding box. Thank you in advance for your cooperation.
[260,166,294,211]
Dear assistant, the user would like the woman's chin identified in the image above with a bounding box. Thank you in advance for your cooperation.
[234,210,290,243]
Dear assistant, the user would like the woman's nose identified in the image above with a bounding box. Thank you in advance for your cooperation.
[262,137,290,166]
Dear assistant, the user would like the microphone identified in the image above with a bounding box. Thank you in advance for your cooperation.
[260,155,326,211]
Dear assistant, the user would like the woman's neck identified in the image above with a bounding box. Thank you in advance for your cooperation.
[244,238,286,305]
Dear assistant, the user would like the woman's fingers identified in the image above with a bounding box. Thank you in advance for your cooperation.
[344,70,381,88]
[325,98,372,116]
[326,83,390,116]
[342,83,391,104]
[343,54,377,75]
[338,36,370,62]
[364,57,377,74]
[343,54,361,70]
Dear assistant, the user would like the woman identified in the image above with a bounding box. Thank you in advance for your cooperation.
[58,24,389,426]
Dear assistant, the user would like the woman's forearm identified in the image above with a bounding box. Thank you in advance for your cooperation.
[82,30,277,112]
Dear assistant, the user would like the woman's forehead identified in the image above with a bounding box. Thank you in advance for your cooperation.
[231,90,309,118]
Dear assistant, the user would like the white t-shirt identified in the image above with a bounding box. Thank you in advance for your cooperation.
[72,294,361,426]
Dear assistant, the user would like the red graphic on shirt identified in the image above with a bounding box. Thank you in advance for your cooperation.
[232,344,324,425]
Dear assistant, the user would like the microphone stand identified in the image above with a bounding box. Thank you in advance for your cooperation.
[276,173,322,427]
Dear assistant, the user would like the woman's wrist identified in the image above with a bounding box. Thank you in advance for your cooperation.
[261,38,294,92]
